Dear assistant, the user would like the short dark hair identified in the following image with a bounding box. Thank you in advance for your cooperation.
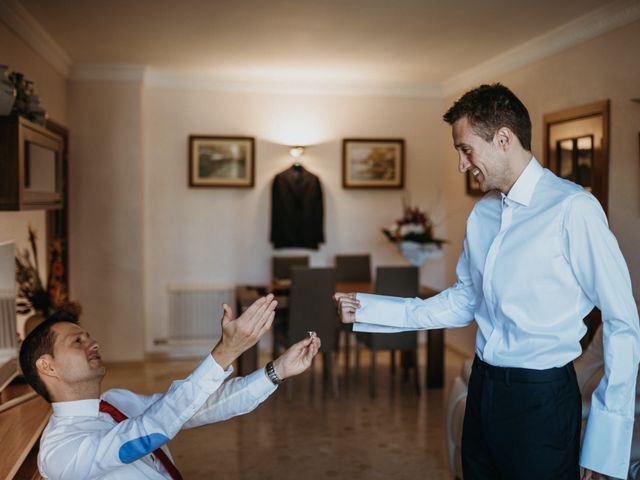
[443,83,532,151]
[19,311,79,403]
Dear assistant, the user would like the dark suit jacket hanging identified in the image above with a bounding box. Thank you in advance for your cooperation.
[271,164,324,249]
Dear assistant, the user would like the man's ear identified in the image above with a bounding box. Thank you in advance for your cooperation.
[36,354,57,379]
[495,127,513,151]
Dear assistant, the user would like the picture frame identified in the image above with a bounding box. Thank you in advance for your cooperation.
[189,135,255,188]
[342,138,404,188]
[543,100,609,214]
[466,170,483,196]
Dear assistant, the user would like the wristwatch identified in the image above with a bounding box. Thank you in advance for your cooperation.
[265,361,284,385]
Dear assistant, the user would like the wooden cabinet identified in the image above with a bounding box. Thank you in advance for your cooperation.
[0,116,63,210]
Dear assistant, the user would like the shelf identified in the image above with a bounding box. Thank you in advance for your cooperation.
[0,392,50,479]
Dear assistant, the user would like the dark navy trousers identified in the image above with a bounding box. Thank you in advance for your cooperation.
[461,356,582,480]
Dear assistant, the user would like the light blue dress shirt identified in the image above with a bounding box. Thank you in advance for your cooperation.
[39,356,277,479]
[354,157,640,478]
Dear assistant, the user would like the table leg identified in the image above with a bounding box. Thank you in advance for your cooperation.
[237,345,258,376]
[426,329,444,389]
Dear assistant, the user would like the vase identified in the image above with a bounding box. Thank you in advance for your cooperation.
[23,311,46,338]
[0,65,16,116]
[398,241,442,267]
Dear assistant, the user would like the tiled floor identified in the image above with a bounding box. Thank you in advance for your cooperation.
[103,344,466,480]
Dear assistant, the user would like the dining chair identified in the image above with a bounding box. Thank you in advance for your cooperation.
[287,267,340,398]
[335,254,371,282]
[357,265,420,397]
[335,254,372,380]
[271,255,309,357]
[272,255,309,282]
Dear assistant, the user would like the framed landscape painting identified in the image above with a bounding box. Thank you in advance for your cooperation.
[342,138,404,188]
[189,136,255,188]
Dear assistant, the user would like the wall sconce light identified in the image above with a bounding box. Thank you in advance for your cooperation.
[288,146,305,158]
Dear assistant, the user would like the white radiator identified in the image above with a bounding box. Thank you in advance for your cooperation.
[0,294,17,364]
[166,285,233,341]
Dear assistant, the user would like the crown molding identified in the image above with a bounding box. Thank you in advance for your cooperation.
[442,0,640,97]
[144,69,443,98]
[3,0,638,97]
[0,0,71,77]
[70,64,148,83]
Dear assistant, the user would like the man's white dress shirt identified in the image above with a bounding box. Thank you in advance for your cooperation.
[39,355,277,479]
[355,158,640,479]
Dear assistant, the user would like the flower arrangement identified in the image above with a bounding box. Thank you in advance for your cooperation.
[15,227,81,319]
[382,200,446,266]
[382,203,446,247]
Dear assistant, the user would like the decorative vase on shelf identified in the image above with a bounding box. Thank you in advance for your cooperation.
[0,64,16,116]
[398,241,443,267]
[23,311,46,338]
[25,80,46,125]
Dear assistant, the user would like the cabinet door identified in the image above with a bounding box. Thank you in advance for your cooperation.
[0,116,63,210]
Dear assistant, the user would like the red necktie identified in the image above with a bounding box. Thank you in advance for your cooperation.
[99,399,184,480]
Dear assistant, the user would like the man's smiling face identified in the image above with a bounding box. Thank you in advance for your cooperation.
[452,116,509,193]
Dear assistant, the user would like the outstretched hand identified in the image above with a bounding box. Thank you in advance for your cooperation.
[333,292,360,324]
[212,294,277,369]
[272,335,321,380]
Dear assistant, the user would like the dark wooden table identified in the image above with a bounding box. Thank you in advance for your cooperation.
[235,282,445,389]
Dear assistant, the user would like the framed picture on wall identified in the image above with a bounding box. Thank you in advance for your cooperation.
[342,138,404,188]
[189,135,255,188]
[466,171,483,196]
[543,100,609,214]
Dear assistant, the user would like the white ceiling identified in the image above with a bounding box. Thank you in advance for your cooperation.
[6,0,640,92]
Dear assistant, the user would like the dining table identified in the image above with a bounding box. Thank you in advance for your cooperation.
[235,281,444,389]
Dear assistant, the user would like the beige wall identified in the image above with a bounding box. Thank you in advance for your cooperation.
[0,20,68,299]
[441,20,640,356]
[142,88,449,351]
[67,81,145,361]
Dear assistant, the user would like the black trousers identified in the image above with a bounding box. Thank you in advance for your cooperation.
[461,356,582,480]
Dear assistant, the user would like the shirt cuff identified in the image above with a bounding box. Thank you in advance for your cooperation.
[580,406,634,479]
[245,367,278,396]
[353,323,415,333]
[355,293,407,327]
[188,354,234,395]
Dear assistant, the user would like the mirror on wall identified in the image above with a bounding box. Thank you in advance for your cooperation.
[543,100,610,214]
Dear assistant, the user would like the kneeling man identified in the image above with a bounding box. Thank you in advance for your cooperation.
[20,294,320,479]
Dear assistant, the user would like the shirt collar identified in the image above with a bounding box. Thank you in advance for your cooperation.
[503,156,543,207]
[52,398,101,417]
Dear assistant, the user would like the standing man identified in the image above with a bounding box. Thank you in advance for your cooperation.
[20,294,321,479]
[335,84,639,479]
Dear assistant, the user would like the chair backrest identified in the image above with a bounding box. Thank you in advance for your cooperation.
[272,255,309,281]
[375,265,419,297]
[364,266,419,351]
[335,254,372,282]
[288,267,339,352]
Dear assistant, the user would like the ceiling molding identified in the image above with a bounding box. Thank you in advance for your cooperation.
[144,69,443,98]
[442,0,640,97]
[70,64,148,83]
[0,0,71,77]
